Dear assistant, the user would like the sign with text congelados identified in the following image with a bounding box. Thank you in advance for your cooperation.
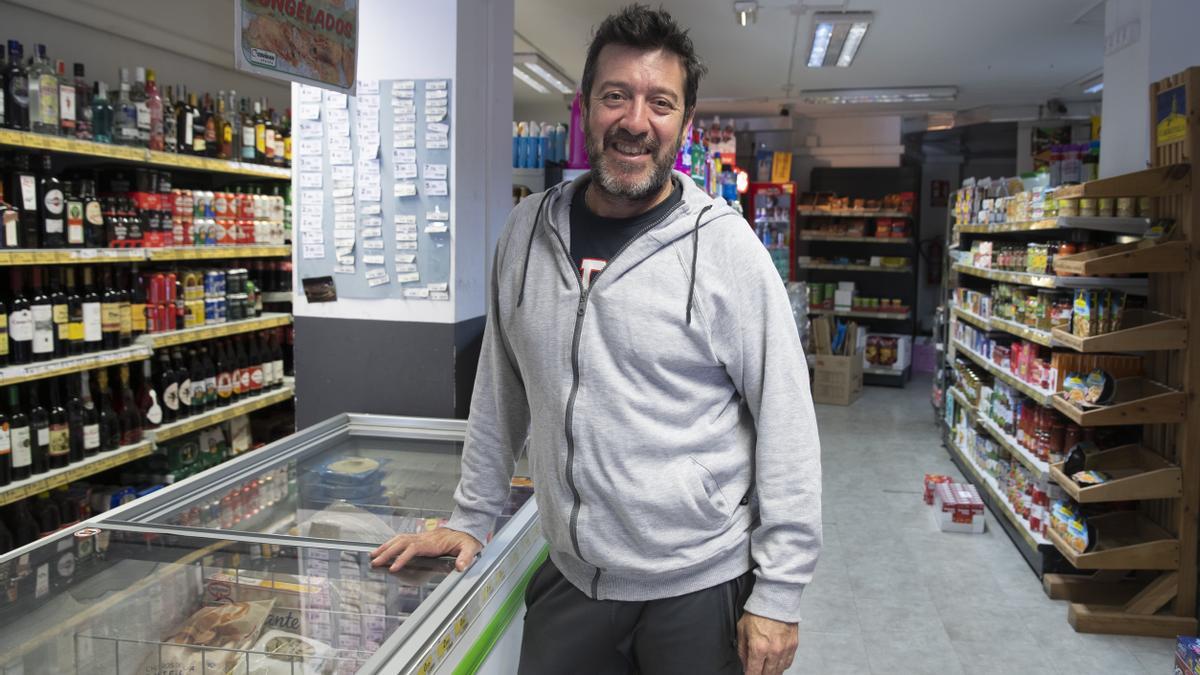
[235,0,358,95]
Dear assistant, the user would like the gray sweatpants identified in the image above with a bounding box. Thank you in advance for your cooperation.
[518,558,755,674]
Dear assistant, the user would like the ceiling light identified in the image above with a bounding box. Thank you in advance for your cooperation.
[808,12,873,68]
[512,65,548,95]
[1084,82,1104,94]
[734,1,758,27]
[801,86,959,104]
[514,53,576,96]
[1080,74,1104,94]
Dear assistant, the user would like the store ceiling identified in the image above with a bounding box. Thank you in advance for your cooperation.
[514,0,1106,119]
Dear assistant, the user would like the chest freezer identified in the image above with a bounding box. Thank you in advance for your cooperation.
[0,414,544,675]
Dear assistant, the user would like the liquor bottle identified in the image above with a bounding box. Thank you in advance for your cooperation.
[90,81,113,144]
[65,179,84,247]
[80,177,105,247]
[28,44,59,136]
[0,292,7,367]
[187,348,205,412]
[49,268,68,358]
[47,379,69,469]
[157,351,179,423]
[30,267,55,362]
[117,364,141,445]
[173,348,192,419]
[64,267,83,355]
[215,340,232,406]
[95,368,119,451]
[0,396,9,486]
[81,267,102,353]
[38,154,65,248]
[281,108,292,167]
[114,68,138,146]
[217,93,233,160]
[3,41,30,131]
[135,358,160,429]
[176,86,193,155]
[190,92,206,156]
[247,335,264,394]
[56,60,75,137]
[8,269,32,364]
[253,100,266,163]
[8,386,31,481]
[129,266,147,339]
[200,344,217,410]
[99,268,120,350]
[66,374,85,463]
[263,107,277,165]
[226,90,240,159]
[73,63,92,140]
[79,370,100,457]
[201,93,217,157]
[268,331,284,389]
[146,69,164,152]
[116,268,132,347]
[28,381,49,474]
[162,85,177,153]
[240,98,256,162]
[230,337,245,401]
[6,154,38,247]
[271,110,285,167]
[130,67,149,146]
[0,47,5,127]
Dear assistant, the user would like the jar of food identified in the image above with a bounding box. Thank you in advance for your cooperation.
[1116,197,1137,218]
[1048,419,1066,464]
[1097,197,1115,217]
[1058,198,1080,217]
[1138,196,1153,218]
[1079,198,1098,217]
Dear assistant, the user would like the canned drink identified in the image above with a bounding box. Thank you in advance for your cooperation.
[155,303,171,332]
[215,297,227,323]
[165,273,178,304]
[205,298,220,324]
[149,273,165,305]
[204,270,223,298]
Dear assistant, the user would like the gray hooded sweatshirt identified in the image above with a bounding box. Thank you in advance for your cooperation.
[446,170,822,623]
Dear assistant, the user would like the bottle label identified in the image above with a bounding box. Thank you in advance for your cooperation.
[101,303,121,333]
[67,200,84,243]
[193,380,206,404]
[164,382,180,411]
[60,86,76,129]
[83,424,100,450]
[264,130,276,158]
[32,304,54,353]
[19,176,37,211]
[69,318,84,342]
[273,138,284,161]
[206,376,217,400]
[49,426,70,457]
[37,426,49,448]
[83,303,102,342]
[231,368,243,395]
[223,125,233,144]
[54,304,69,340]
[184,113,194,145]
[119,304,132,336]
[273,359,284,385]
[146,392,162,425]
[250,365,264,389]
[85,200,104,225]
[11,427,32,468]
[4,210,18,246]
[240,369,251,391]
[194,136,206,153]
[10,308,33,342]
[131,304,147,333]
[120,125,138,139]
[38,74,59,124]
[179,378,193,407]
[217,374,232,399]
[0,315,8,357]
[135,102,150,131]
[0,422,8,455]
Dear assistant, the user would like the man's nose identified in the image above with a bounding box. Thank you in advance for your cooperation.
[618,97,652,137]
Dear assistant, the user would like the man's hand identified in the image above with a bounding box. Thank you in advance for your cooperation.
[370,527,482,573]
[737,612,798,675]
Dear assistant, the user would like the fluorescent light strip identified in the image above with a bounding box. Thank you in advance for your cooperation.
[525,62,573,95]
[513,65,549,94]
[801,87,958,104]
[838,23,868,67]
[808,22,833,67]
[1084,82,1103,94]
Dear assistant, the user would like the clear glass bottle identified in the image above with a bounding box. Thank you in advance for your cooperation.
[114,68,139,146]
[27,44,59,135]
[131,66,149,146]
[90,81,113,143]
[145,68,164,151]
[56,60,75,137]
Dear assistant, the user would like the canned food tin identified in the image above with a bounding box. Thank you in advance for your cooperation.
[1116,197,1137,218]
[1096,197,1114,217]
[1078,198,1097,218]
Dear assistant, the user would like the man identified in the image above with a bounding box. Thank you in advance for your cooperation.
[371,5,821,674]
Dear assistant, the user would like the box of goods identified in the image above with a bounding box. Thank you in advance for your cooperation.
[1177,636,1200,675]
[923,474,952,505]
[864,334,912,372]
[932,482,985,533]
[136,599,277,675]
[811,353,863,406]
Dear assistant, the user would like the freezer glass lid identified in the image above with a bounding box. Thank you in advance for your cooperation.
[0,527,453,675]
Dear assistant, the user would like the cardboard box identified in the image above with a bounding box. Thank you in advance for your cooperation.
[834,289,854,310]
[812,353,863,406]
[932,482,986,534]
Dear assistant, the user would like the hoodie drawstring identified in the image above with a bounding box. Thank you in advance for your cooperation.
[686,205,713,325]
[518,190,555,307]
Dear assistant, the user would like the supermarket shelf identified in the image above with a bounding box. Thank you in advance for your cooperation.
[797,208,914,219]
[798,233,913,244]
[1051,379,1186,427]
[0,441,155,507]
[1053,163,1191,200]
[1050,310,1187,353]
[977,414,1050,479]
[136,313,292,349]
[945,428,1048,549]
[1053,240,1189,276]
[0,245,291,265]
[1046,511,1178,570]
[949,385,977,417]
[1049,445,1181,503]
[146,381,295,443]
[0,345,152,387]
[950,305,990,332]
[809,308,911,320]
[261,292,294,303]
[802,263,913,274]
[952,263,1150,295]
[951,338,1055,405]
[956,216,1151,236]
[989,316,1054,348]
[0,128,291,179]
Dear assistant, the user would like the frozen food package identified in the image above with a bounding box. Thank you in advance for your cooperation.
[137,599,276,675]
[232,629,337,675]
[300,501,396,543]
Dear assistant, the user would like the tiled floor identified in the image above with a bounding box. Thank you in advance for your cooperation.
[784,376,1177,675]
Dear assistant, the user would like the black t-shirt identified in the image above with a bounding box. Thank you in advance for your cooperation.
[570,178,684,289]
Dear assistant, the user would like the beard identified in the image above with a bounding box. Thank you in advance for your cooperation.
[585,122,682,202]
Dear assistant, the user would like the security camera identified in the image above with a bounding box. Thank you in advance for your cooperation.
[1044,98,1068,116]
[779,103,792,116]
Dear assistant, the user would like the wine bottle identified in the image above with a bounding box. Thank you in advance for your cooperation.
[129,266,147,339]
[8,385,31,481]
[138,359,161,428]
[117,364,141,445]
[157,351,178,423]
[188,348,205,414]
[47,378,69,469]
[95,368,119,452]
[215,340,232,406]
[0,292,7,368]
[29,267,55,362]
[200,345,217,410]
[28,382,49,474]
[50,268,68,358]
[79,371,100,457]
[0,397,10,486]
[99,267,121,350]
[173,348,192,419]
[81,266,102,353]
[7,154,39,248]
[65,267,84,355]
[66,374,85,463]
[117,268,132,347]
[248,335,264,394]
[80,177,105,248]
[7,269,31,365]
[38,154,65,248]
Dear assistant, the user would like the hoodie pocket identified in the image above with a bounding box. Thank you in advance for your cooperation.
[687,457,731,524]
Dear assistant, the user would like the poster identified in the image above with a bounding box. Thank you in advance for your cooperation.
[1156,85,1188,147]
[235,0,358,94]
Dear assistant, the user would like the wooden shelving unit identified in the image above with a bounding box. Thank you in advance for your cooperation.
[1036,67,1200,638]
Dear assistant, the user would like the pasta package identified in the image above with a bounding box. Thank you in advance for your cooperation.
[137,599,276,675]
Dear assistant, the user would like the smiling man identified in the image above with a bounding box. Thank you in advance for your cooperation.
[371,5,822,674]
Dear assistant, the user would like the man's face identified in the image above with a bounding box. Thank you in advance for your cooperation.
[585,44,691,201]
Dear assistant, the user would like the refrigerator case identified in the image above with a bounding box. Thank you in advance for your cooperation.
[0,414,543,675]
[745,181,797,282]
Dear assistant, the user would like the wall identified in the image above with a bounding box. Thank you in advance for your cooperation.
[513,98,571,125]
[790,115,905,191]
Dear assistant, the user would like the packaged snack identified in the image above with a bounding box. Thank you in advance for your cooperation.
[138,600,276,675]
[1063,371,1087,402]
[234,629,337,675]
[1083,369,1115,405]
[1071,470,1111,486]
[1072,290,1093,337]
[1109,292,1125,333]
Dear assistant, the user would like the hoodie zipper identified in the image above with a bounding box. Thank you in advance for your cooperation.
[545,197,686,598]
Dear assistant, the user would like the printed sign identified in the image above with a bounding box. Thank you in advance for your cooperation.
[235,0,358,94]
[1156,85,1188,147]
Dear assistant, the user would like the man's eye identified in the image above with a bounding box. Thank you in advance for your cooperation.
[603,92,625,102]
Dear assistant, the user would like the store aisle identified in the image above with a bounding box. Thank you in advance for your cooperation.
[786,377,1174,675]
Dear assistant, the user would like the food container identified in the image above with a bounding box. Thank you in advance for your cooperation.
[1058,198,1079,217]
[1116,197,1137,218]
[1096,197,1115,217]
[1138,196,1153,218]
[1078,198,1098,218]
